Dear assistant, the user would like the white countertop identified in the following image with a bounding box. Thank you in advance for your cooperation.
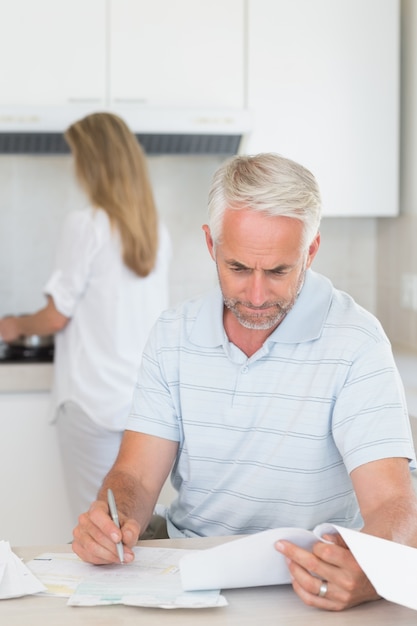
[0,362,52,393]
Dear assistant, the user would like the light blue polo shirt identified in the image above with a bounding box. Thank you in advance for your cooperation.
[127,270,415,538]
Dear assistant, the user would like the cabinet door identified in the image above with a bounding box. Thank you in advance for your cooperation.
[0,393,73,545]
[246,0,399,216]
[0,0,106,106]
[109,0,245,108]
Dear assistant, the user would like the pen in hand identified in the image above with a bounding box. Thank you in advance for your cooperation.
[107,488,124,563]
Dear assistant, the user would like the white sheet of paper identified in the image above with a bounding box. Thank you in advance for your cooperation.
[0,540,46,599]
[179,527,318,591]
[180,523,417,612]
[332,525,417,612]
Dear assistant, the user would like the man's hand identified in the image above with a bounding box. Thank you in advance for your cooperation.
[275,533,379,611]
[72,500,140,565]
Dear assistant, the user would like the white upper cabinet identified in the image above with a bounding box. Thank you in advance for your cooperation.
[109,0,245,108]
[0,0,399,215]
[245,0,400,216]
[0,0,245,119]
[0,0,106,106]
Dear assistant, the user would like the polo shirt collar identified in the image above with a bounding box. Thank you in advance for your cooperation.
[190,269,333,347]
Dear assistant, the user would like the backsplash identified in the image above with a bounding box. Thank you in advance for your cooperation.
[0,154,221,315]
[0,154,379,319]
[1,2,416,350]
[377,214,417,351]
[3,153,416,354]
[0,156,84,315]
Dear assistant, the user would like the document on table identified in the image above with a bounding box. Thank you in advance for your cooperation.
[27,546,226,609]
[26,552,99,597]
[0,540,46,599]
[26,523,417,612]
[179,523,417,612]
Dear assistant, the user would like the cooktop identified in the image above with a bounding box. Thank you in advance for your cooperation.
[0,342,54,363]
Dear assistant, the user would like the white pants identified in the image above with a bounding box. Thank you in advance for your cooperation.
[55,401,123,525]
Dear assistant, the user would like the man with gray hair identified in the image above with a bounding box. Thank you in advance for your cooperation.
[73,153,417,611]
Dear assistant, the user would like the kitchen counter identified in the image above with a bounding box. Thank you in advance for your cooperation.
[0,362,53,392]
[0,347,415,408]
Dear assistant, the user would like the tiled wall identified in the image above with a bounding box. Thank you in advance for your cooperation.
[0,154,378,323]
[314,216,377,313]
[379,0,417,352]
[0,156,85,315]
[377,215,417,351]
[0,154,221,316]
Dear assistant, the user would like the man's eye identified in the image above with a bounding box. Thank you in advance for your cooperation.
[267,269,288,277]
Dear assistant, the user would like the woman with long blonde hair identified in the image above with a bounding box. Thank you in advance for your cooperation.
[0,112,171,522]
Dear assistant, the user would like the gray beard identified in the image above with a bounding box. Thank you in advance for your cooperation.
[223,298,291,330]
[222,269,306,331]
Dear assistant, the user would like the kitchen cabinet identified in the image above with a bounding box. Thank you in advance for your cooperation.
[0,0,106,106]
[109,0,245,109]
[0,0,244,110]
[0,367,176,546]
[245,0,400,217]
[0,390,74,545]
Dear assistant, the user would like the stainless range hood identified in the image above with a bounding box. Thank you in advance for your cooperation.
[0,106,252,155]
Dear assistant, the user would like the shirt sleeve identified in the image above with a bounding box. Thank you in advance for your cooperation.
[332,338,416,473]
[44,209,100,317]
[126,320,181,443]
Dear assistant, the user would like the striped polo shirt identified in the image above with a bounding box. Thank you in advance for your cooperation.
[127,270,415,538]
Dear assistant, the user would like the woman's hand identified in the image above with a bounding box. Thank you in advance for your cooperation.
[0,316,21,342]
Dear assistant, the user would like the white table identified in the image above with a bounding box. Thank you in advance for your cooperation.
[2,537,417,626]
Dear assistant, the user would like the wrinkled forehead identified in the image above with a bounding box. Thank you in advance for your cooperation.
[218,209,307,264]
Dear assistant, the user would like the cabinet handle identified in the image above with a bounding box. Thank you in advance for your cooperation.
[67,98,102,104]
[112,98,148,104]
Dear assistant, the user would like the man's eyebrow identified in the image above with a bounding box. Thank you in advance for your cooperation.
[226,259,248,269]
[226,259,293,272]
[267,264,293,272]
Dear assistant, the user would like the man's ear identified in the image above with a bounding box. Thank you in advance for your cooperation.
[202,224,216,261]
[306,232,320,268]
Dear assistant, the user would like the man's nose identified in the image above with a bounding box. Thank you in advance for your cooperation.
[246,273,269,306]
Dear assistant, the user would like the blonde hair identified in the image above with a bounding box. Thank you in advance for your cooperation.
[65,112,158,277]
[208,153,322,250]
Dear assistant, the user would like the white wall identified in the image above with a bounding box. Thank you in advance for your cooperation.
[0,154,378,320]
[0,154,220,316]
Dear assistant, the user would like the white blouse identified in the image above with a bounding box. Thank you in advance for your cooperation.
[44,206,171,430]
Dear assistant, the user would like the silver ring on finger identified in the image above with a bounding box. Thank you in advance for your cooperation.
[318,581,328,598]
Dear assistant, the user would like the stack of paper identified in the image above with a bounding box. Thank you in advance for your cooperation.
[23,524,417,612]
[0,540,46,599]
